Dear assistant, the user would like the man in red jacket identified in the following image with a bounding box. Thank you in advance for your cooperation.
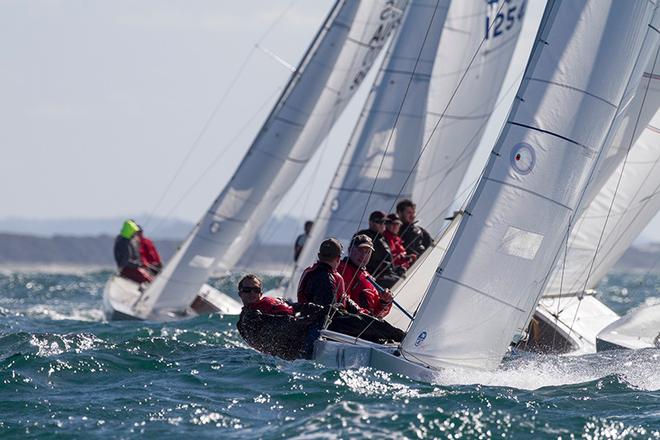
[238,274,294,315]
[337,234,394,318]
[383,213,416,270]
[136,226,163,275]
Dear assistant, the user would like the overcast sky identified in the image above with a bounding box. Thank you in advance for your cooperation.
[2,0,660,242]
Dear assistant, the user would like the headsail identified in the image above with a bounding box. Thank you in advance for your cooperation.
[402,0,656,370]
[136,1,406,319]
[286,0,451,300]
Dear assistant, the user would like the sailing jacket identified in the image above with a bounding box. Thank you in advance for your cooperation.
[113,235,142,270]
[337,258,392,318]
[245,297,294,316]
[139,236,162,270]
[298,261,365,313]
[399,222,433,257]
[384,230,415,270]
[355,228,401,288]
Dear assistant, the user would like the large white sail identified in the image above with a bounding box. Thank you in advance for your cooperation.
[288,0,525,299]
[286,0,451,300]
[544,48,660,298]
[413,0,526,235]
[137,1,406,319]
[402,0,656,371]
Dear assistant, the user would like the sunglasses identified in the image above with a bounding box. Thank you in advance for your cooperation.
[372,219,385,224]
[240,286,261,294]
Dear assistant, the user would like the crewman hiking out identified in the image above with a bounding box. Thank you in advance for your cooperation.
[113,220,153,284]
[136,225,163,275]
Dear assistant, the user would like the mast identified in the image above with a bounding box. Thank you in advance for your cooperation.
[137,1,407,319]
[401,0,657,370]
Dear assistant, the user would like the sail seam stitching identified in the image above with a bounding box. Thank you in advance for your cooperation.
[438,275,527,313]
[484,177,573,210]
[526,78,617,108]
[507,121,586,147]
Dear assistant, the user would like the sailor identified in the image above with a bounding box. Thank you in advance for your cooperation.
[355,211,402,288]
[136,225,163,275]
[236,274,325,360]
[298,238,364,314]
[294,220,314,262]
[383,213,416,270]
[396,199,433,257]
[337,234,394,318]
[113,219,153,284]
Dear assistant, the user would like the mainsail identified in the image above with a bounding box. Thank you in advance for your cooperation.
[401,0,656,370]
[136,1,406,319]
[413,0,527,235]
[289,0,525,299]
[287,0,451,300]
[543,45,660,298]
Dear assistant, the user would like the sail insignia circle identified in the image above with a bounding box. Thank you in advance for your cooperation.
[510,142,535,175]
[414,331,427,347]
[209,221,221,234]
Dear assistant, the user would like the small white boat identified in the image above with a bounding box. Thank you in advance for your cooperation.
[596,302,660,351]
[103,274,241,321]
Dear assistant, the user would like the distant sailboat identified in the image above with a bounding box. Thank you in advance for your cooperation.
[313,0,656,378]
[103,0,406,321]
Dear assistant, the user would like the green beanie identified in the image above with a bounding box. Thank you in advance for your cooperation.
[120,220,140,239]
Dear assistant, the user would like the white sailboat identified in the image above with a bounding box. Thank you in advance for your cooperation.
[287,0,526,303]
[103,0,407,321]
[313,0,656,379]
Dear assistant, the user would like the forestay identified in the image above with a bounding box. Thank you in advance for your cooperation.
[402,0,656,371]
[544,45,660,298]
[286,0,450,299]
[413,0,526,235]
[136,1,406,319]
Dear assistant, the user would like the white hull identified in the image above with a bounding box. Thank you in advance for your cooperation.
[103,274,241,321]
[521,294,620,355]
[313,330,439,383]
[596,302,660,351]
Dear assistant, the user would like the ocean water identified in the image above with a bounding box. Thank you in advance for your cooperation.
[0,270,658,439]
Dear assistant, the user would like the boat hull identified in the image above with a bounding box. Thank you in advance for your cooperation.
[596,303,660,351]
[103,274,242,321]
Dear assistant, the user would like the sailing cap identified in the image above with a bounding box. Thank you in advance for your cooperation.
[120,220,140,239]
[318,238,342,258]
[385,213,403,224]
[350,234,374,250]
[369,211,386,222]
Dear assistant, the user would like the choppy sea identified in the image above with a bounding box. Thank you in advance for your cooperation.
[0,269,658,439]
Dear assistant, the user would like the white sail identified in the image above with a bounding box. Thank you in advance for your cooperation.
[402,0,656,371]
[413,0,527,235]
[544,51,660,298]
[136,1,406,319]
[286,0,451,300]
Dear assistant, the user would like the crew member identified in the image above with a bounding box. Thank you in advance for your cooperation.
[136,225,163,275]
[396,199,433,257]
[236,274,324,360]
[383,213,416,270]
[355,211,401,288]
[294,220,314,262]
[113,219,153,284]
[337,234,394,318]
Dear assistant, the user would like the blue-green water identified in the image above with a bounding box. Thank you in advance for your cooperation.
[0,270,658,439]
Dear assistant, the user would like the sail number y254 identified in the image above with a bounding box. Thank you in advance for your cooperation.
[485,0,526,40]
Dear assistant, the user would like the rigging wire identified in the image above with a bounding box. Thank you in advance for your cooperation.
[143,0,302,230]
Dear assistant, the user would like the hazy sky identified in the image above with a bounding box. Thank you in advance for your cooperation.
[2,1,660,242]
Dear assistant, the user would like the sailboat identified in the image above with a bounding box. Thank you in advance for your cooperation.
[103,0,407,321]
[311,0,656,379]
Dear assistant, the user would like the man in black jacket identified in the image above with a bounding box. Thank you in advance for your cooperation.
[355,211,402,289]
[396,199,433,257]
